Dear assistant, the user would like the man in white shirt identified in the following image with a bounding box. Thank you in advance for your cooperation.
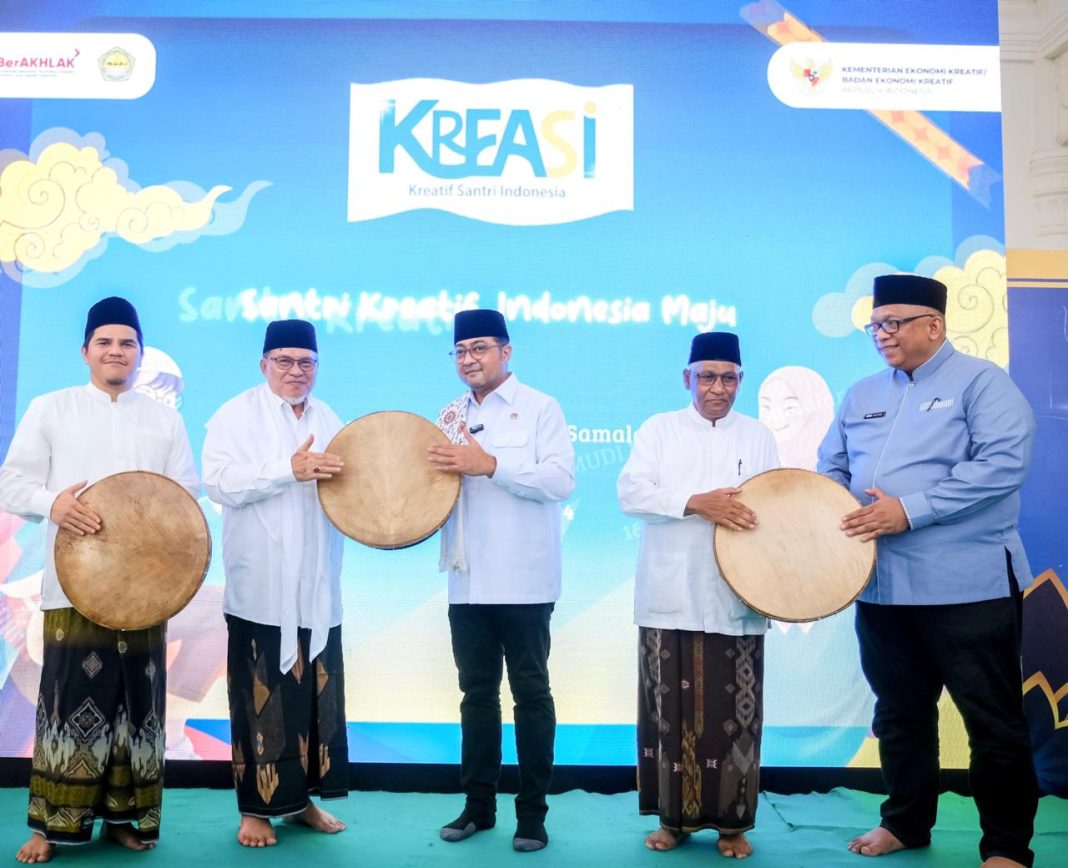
[428,309,575,853]
[0,297,198,864]
[202,319,348,849]
[617,332,779,860]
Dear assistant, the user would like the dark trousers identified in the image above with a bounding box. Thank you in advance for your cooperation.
[448,603,556,823]
[855,564,1038,867]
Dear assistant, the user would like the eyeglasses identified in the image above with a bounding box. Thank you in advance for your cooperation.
[864,314,936,336]
[449,342,503,361]
[693,372,740,388]
[268,355,318,372]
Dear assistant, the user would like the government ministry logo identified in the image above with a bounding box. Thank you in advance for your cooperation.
[792,58,833,89]
[348,78,634,225]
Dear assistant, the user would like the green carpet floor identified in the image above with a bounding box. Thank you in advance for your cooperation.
[2,788,1065,866]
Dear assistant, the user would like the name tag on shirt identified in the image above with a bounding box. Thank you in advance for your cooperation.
[863,411,886,419]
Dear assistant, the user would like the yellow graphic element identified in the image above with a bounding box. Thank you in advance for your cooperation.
[847,690,970,769]
[319,743,331,778]
[1007,247,1068,287]
[543,111,577,177]
[849,250,1008,367]
[1023,570,1068,730]
[742,1,996,203]
[871,109,983,190]
[0,141,228,273]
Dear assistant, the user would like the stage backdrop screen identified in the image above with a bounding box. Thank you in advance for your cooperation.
[1,0,1007,768]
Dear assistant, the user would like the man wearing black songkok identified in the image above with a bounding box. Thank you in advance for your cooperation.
[0,297,198,862]
[819,274,1038,867]
[617,332,780,859]
[429,310,575,852]
[202,319,350,848]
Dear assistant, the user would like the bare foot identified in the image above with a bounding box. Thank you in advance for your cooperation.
[102,823,155,851]
[847,827,905,857]
[15,833,54,864]
[237,816,277,847]
[981,859,1027,868]
[285,801,346,834]
[644,827,688,851]
[718,832,753,859]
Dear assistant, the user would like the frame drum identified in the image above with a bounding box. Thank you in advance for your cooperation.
[54,471,211,631]
[317,410,461,549]
[713,468,875,622]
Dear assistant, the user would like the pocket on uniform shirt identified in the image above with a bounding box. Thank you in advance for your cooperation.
[490,430,529,449]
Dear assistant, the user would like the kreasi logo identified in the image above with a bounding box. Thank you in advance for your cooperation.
[348,78,633,225]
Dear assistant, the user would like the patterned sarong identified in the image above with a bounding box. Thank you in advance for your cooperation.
[28,607,166,844]
[637,627,764,835]
[227,615,348,817]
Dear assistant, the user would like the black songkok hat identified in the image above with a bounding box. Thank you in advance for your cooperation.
[263,319,318,354]
[872,274,947,313]
[84,296,143,345]
[689,332,741,366]
[454,309,509,344]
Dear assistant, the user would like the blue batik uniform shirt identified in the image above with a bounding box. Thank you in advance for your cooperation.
[817,340,1035,606]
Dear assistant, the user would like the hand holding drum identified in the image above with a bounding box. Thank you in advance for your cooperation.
[54,471,211,630]
[713,469,874,622]
[317,411,460,549]
[291,434,344,482]
[426,422,497,478]
[49,480,102,536]
[685,487,758,531]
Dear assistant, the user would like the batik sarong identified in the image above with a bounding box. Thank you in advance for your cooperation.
[637,627,764,835]
[28,607,166,844]
[226,615,348,817]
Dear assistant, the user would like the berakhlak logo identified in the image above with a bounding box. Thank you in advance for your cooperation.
[348,78,634,226]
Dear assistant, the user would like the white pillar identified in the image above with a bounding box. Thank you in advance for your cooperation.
[1001,0,1068,247]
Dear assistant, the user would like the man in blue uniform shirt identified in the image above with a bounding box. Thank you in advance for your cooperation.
[818,274,1038,868]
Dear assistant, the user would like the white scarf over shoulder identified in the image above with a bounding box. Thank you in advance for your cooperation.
[436,392,470,573]
[205,384,340,673]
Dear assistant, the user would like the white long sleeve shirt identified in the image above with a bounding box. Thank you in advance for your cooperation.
[0,384,199,610]
[617,405,780,635]
[445,374,575,604]
[201,383,344,672]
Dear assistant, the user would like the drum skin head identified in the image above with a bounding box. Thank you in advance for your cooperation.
[54,471,211,631]
[317,411,461,550]
[713,468,875,622]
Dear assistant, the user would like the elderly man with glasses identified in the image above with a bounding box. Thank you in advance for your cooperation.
[428,309,575,853]
[617,332,780,860]
[202,319,349,848]
[818,274,1039,868]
